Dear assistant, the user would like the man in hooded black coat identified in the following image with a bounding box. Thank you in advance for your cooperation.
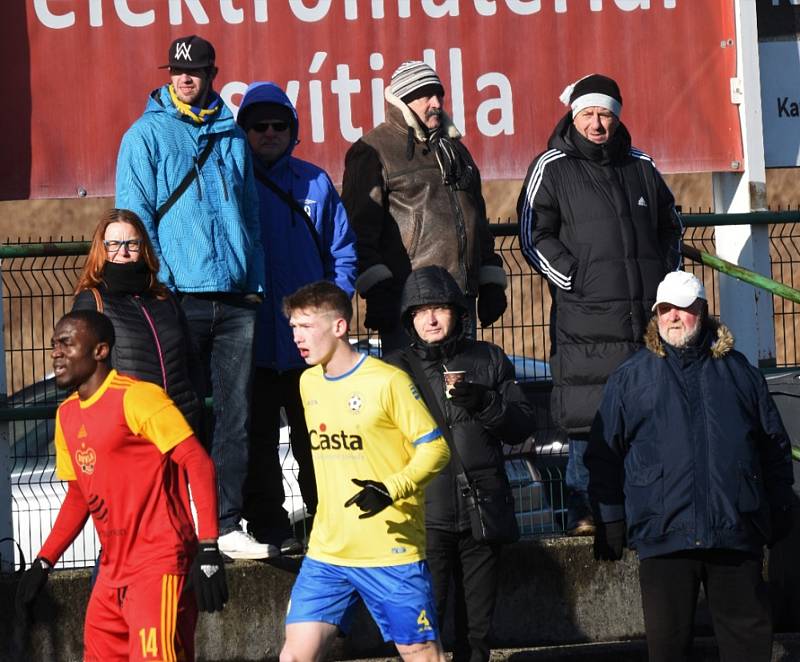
[385,265,536,662]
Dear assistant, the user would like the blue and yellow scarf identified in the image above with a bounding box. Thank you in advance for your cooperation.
[168,84,222,124]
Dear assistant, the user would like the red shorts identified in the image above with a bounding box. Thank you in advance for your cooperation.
[84,573,197,662]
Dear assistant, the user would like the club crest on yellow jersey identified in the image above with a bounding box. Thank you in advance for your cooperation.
[347,392,363,414]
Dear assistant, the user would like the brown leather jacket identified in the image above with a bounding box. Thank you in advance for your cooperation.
[342,89,505,298]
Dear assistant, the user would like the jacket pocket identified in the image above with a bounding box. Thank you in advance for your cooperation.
[624,463,663,525]
[567,244,590,297]
[738,462,771,540]
[405,212,423,259]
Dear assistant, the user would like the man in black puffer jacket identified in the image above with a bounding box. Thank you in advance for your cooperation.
[385,265,536,662]
[517,73,683,535]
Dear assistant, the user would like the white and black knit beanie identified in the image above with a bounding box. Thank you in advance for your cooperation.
[390,61,444,101]
[559,73,622,117]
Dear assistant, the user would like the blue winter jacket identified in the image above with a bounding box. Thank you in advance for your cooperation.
[586,317,794,560]
[116,85,264,294]
[237,82,357,371]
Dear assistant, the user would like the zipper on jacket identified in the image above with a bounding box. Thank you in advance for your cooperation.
[216,159,230,202]
[194,158,204,201]
[135,296,169,392]
[446,186,469,293]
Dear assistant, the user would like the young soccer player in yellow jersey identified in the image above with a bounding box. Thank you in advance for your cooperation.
[281,281,450,662]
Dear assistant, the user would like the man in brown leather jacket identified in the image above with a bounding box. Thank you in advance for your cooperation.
[342,61,507,354]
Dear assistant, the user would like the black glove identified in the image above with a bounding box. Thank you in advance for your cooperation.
[449,381,492,412]
[188,542,229,613]
[364,281,400,332]
[477,283,507,327]
[16,557,51,612]
[344,479,393,518]
[769,506,793,549]
[593,520,626,561]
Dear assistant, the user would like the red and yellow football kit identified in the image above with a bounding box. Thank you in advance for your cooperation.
[38,370,217,661]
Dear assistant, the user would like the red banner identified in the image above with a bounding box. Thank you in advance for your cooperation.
[1,0,741,200]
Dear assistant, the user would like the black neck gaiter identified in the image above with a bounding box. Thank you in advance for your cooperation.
[102,260,151,295]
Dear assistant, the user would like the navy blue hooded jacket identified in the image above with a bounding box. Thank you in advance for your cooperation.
[237,82,357,371]
[586,317,794,560]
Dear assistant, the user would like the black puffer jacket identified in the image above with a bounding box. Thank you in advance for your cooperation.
[72,287,202,433]
[517,113,683,435]
[384,266,536,532]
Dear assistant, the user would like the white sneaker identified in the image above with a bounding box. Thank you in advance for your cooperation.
[218,529,278,560]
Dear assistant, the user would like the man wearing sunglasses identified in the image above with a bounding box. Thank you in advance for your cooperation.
[236,82,357,555]
[116,36,269,562]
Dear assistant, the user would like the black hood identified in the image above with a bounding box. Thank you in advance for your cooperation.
[548,110,632,165]
[400,266,470,360]
[400,266,469,328]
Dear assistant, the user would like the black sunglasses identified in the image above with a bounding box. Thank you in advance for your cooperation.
[250,120,289,133]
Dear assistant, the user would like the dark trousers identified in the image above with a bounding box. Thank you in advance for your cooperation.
[426,528,501,662]
[181,294,256,534]
[639,549,772,662]
[243,367,317,543]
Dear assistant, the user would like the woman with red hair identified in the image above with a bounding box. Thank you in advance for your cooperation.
[72,208,202,433]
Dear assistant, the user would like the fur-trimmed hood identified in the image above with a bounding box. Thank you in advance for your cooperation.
[644,316,734,359]
[384,87,461,143]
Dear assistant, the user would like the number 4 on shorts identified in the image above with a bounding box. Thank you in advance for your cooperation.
[417,609,432,632]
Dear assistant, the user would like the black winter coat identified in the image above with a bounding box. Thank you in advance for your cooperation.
[385,267,536,532]
[586,318,794,560]
[72,287,202,434]
[517,113,683,435]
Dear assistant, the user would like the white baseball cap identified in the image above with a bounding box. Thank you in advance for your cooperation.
[651,271,706,311]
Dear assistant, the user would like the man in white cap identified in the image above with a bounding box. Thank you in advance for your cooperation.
[586,270,793,662]
[516,73,684,536]
[342,61,508,353]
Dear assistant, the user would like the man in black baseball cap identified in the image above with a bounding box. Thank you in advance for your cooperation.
[159,35,218,108]
[160,35,216,71]
[115,33,270,561]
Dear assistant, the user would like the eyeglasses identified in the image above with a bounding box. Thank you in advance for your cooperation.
[103,239,142,253]
[250,120,289,133]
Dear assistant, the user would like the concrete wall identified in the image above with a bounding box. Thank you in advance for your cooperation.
[0,538,641,662]
[0,535,794,662]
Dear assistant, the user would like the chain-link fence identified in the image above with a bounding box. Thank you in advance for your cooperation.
[3,215,799,568]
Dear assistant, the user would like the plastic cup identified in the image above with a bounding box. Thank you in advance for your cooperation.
[443,370,466,398]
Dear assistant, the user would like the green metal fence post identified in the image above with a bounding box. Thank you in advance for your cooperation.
[0,257,13,571]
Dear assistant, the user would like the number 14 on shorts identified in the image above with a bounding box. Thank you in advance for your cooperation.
[139,627,157,657]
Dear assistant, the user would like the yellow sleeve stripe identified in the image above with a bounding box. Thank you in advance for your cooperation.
[160,574,180,661]
[413,428,442,446]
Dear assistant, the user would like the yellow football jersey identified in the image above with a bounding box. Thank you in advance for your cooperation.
[300,354,449,566]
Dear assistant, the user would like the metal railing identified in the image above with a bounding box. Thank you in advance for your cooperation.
[4,212,800,567]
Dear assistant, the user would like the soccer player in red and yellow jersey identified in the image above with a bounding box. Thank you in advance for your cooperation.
[16,310,228,661]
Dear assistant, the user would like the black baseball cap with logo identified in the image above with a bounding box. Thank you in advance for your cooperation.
[159,35,216,70]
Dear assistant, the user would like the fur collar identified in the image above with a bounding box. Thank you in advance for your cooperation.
[384,87,462,143]
[644,317,734,359]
